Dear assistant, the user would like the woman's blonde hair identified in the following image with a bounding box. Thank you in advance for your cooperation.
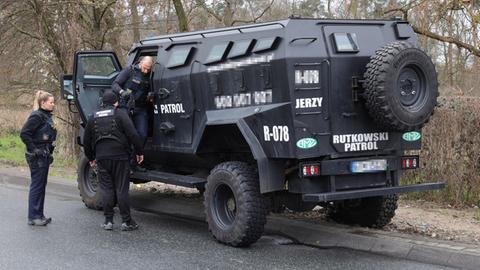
[33,90,54,110]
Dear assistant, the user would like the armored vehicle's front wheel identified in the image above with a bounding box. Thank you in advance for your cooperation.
[326,195,398,228]
[77,155,103,210]
[363,41,438,131]
[204,161,267,247]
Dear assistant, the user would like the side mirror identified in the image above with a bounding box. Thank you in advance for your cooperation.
[60,74,78,113]
[60,74,73,98]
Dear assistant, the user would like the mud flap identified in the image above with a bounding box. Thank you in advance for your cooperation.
[257,157,285,193]
[237,119,285,193]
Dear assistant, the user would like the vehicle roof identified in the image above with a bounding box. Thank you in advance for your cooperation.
[139,17,405,45]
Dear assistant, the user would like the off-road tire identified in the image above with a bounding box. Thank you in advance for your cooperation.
[326,195,398,228]
[204,161,267,247]
[77,155,103,210]
[363,41,438,131]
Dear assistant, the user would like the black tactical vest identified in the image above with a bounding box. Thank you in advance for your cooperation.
[93,108,128,149]
[124,65,150,108]
[32,110,57,145]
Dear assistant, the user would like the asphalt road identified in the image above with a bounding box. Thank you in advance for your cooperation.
[0,182,457,270]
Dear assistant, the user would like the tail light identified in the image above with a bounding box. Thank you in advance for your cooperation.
[401,156,419,169]
[301,164,320,177]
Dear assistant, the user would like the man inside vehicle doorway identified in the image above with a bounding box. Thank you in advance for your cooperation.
[112,56,154,171]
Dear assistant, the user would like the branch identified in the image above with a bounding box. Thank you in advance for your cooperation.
[232,0,275,25]
[195,0,223,23]
[100,26,111,49]
[412,24,480,57]
[383,1,480,57]
[383,7,408,20]
[249,0,274,23]
[98,0,117,24]
[55,115,74,126]
[383,0,430,20]
[8,21,41,40]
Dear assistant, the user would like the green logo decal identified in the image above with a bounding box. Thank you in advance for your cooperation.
[296,138,317,149]
[402,131,421,142]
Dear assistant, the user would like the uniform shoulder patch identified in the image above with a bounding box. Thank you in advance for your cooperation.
[94,109,114,118]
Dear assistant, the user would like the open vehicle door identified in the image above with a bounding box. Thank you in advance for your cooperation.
[71,51,122,124]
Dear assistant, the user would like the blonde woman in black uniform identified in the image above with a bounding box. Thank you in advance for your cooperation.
[20,91,57,226]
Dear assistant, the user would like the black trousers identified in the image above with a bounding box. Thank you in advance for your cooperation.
[97,159,131,222]
[26,155,51,219]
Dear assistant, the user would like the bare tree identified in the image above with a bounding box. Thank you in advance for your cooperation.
[384,0,480,57]
[195,0,275,26]
[76,0,118,50]
[129,0,141,42]
[173,0,190,31]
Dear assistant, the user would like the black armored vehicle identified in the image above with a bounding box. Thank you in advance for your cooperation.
[61,18,444,246]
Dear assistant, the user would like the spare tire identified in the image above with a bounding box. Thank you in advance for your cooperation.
[326,195,398,228]
[363,41,438,131]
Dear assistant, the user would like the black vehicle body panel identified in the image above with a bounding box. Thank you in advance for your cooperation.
[67,18,443,199]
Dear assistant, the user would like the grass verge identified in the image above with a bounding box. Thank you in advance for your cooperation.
[0,132,76,179]
[0,134,26,166]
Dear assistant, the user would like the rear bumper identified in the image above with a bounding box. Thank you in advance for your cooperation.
[301,156,402,176]
[302,182,445,202]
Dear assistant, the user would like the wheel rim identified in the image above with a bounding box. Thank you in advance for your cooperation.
[212,183,237,230]
[396,64,428,111]
[83,163,98,197]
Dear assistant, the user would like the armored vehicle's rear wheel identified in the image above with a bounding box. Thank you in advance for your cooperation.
[326,195,398,228]
[78,155,103,210]
[204,161,267,247]
[363,41,438,131]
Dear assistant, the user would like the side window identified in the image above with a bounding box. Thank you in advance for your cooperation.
[252,37,279,53]
[228,39,253,59]
[72,51,122,123]
[205,42,232,64]
[332,33,359,53]
[78,55,118,78]
[132,48,159,66]
[167,46,194,68]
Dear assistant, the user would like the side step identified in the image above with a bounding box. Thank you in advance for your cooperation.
[303,182,445,202]
[131,170,206,189]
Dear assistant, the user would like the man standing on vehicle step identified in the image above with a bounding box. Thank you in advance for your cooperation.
[112,56,153,172]
[83,91,144,231]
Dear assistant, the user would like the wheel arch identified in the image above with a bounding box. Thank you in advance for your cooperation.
[197,118,285,194]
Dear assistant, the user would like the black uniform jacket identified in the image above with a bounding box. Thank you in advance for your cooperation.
[111,64,150,108]
[20,108,56,152]
[111,65,133,95]
[83,106,144,161]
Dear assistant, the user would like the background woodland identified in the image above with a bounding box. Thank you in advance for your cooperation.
[1,0,480,205]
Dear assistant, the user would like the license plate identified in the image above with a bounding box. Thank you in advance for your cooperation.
[350,159,387,173]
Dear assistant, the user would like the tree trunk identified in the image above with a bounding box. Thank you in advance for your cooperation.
[129,0,140,42]
[223,0,234,26]
[327,0,332,17]
[349,0,358,18]
[105,7,124,62]
[173,0,189,32]
[30,0,68,73]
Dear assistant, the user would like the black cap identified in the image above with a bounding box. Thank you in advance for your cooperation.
[102,91,118,105]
